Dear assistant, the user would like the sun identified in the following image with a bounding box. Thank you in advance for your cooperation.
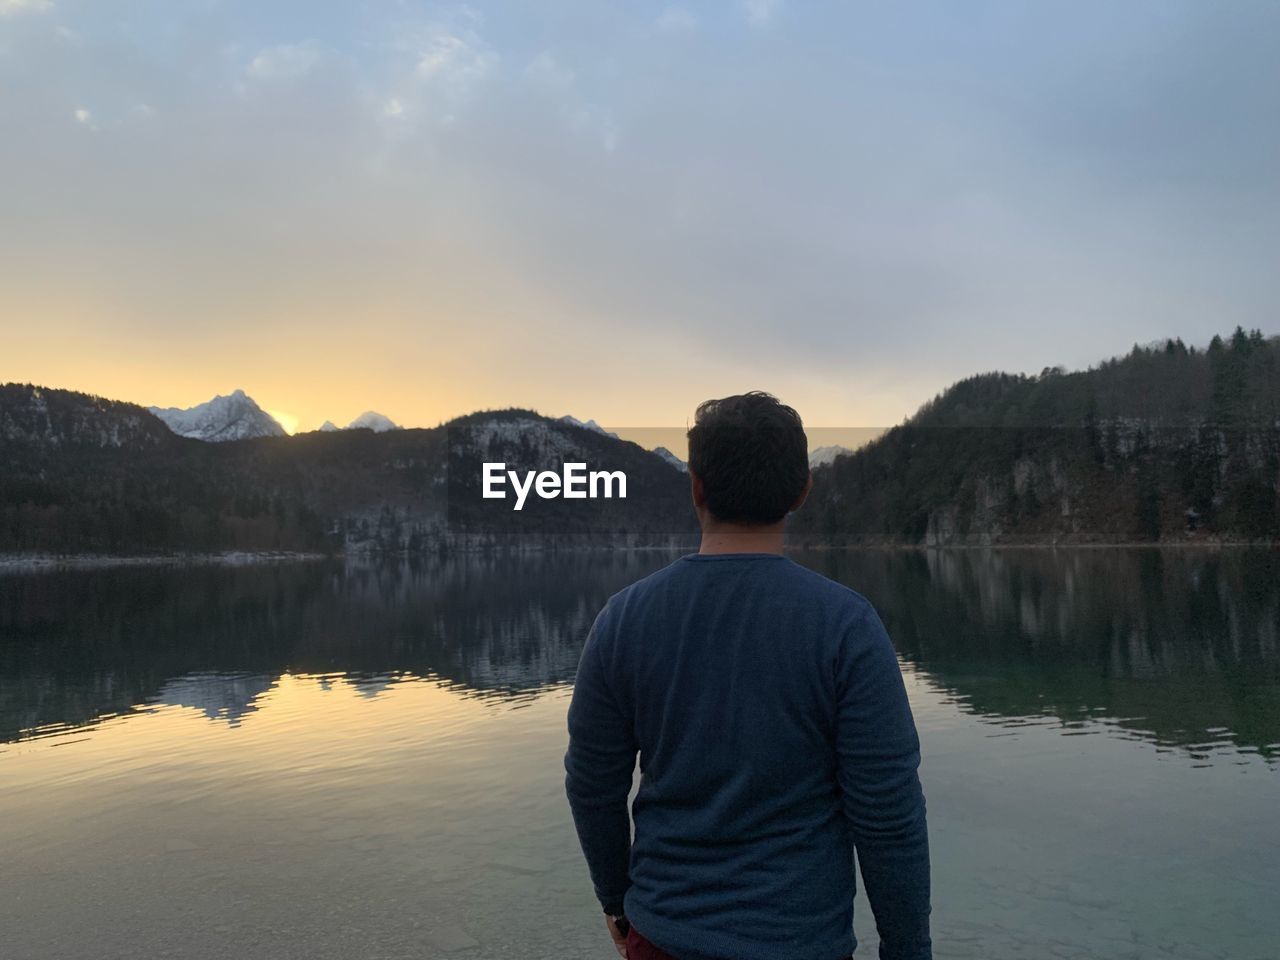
[266,409,299,435]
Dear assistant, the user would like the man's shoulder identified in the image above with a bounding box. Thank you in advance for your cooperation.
[599,555,690,612]
[776,558,881,627]
[601,554,876,620]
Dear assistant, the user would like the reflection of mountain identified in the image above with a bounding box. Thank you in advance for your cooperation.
[800,547,1280,761]
[0,552,675,742]
[152,672,275,725]
[3,549,1278,764]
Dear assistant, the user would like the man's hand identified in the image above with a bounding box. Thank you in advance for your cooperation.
[604,915,628,958]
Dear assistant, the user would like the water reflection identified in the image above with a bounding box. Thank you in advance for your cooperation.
[799,547,1280,764]
[3,549,1278,960]
[2,548,1279,765]
[0,553,662,744]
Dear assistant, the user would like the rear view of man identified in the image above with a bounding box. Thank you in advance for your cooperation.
[564,392,931,960]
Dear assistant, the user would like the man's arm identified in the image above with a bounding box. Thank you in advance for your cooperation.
[564,610,638,915]
[836,603,931,960]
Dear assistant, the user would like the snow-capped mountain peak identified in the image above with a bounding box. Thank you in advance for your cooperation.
[148,390,286,442]
[559,415,685,470]
[558,415,619,440]
[809,444,853,468]
[317,420,339,432]
[346,411,399,432]
[653,446,688,472]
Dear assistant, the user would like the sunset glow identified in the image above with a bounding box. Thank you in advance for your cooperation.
[265,410,299,436]
[4,3,1274,429]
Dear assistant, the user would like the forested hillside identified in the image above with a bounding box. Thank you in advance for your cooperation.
[793,329,1280,544]
[6,329,1278,554]
[0,385,694,555]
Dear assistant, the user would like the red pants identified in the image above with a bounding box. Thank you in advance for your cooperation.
[625,924,856,960]
[625,924,680,960]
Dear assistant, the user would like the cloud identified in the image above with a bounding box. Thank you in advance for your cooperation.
[565,104,619,152]
[245,41,325,80]
[656,7,697,33]
[414,30,497,91]
[523,51,619,151]
[4,0,1280,429]
[0,0,52,16]
[371,20,498,130]
[744,0,780,27]
[525,51,575,89]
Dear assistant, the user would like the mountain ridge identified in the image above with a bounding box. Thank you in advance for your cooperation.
[146,390,405,440]
[0,385,694,555]
[793,328,1280,545]
[148,389,286,442]
[4,329,1278,554]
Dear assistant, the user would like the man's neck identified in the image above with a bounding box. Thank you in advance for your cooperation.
[698,522,787,556]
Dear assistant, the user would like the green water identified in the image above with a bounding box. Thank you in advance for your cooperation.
[1,549,1277,959]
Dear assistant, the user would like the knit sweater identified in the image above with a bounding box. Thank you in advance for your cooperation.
[565,553,931,960]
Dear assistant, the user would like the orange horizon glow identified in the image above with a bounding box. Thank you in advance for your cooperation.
[4,671,550,767]
[0,360,891,454]
[1,330,919,444]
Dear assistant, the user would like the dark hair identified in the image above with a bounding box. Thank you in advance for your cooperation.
[686,391,809,524]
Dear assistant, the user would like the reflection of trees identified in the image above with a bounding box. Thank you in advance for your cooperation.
[6,548,1278,763]
[799,548,1280,760]
[0,552,677,742]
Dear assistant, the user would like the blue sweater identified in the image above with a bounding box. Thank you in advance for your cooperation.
[564,553,931,960]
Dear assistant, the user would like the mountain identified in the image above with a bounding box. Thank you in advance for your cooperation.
[653,446,687,472]
[642,442,850,472]
[317,420,339,432]
[445,410,691,543]
[808,445,852,468]
[148,389,286,442]
[0,386,695,556]
[560,416,685,469]
[559,415,619,439]
[8,329,1277,555]
[1,383,174,448]
[792,329,1280,546]
[346,411,398,432]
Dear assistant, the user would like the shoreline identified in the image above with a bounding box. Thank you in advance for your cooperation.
[0,550,331,572]
[2,539,1278,571]
[793,539,1280,552]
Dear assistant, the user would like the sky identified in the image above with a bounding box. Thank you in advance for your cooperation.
[1,1,1277,433]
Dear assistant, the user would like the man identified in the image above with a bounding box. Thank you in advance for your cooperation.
[564,391,931,960]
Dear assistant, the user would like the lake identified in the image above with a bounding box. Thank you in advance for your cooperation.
[1,549,1277,960]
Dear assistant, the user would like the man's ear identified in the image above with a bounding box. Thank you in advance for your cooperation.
[690,471,707,510]
[789,472,813,514]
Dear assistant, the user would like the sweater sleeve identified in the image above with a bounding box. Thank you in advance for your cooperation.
[564,607,638,913]
[835,602,932,960]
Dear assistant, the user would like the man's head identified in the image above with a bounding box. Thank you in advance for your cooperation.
[686,391,811,527]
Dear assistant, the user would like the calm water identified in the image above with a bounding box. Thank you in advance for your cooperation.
[1,549,1277,960]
